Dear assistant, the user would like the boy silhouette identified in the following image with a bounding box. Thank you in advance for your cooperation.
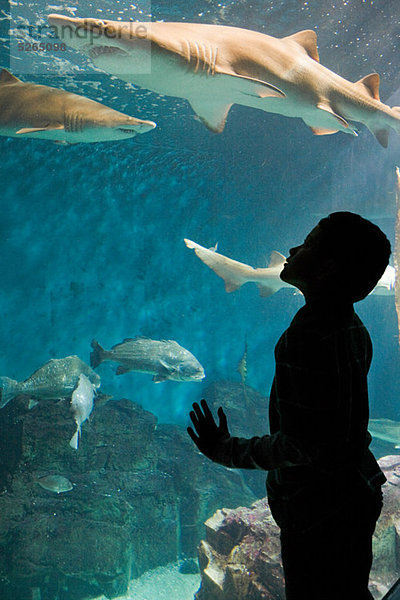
[188,212,391,600]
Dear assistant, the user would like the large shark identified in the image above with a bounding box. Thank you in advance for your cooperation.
[185,238,395,298]
[47,15,400,145]
[184,239,293,297]
[369,418,400,448]
[0,68,156,143]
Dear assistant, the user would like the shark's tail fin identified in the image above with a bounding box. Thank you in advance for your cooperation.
[90,340,106,369]
[0,377,20,408]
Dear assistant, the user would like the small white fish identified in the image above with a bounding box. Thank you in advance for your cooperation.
[36,474,73,493]
[69,373,96,450]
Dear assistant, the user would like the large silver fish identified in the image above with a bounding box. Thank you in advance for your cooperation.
[70,373,96,450]
[48,15,400,145]
[0,355,100,408]
[90,337,205,383]
[0,68,156,143]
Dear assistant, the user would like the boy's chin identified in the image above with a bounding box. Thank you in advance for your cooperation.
[279,268,291,283]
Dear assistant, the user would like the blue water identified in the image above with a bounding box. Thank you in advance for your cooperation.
[1,0,400,597]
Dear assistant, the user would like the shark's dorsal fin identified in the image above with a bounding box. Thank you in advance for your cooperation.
[0,69,22,85]
[354,73,380,101]
[283,30,319,62]
[268,251,286,268]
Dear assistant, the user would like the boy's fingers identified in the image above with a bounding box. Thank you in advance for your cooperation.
[217,407,228,432]
[192,402,205,422]
[187,427,200,447]
[189,410,199,430]
[200,399,214,422]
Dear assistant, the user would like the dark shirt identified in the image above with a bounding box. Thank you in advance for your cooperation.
[212,301,385,526]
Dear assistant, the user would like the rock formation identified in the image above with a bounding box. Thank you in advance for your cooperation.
[0,380,264,600]
[195,455,400,599]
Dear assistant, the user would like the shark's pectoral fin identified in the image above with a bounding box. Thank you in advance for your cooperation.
[224,281,241,293]
[16,125,65,135]
[189,73,284,132]
[257,284,276,298]
[188,98,233,133]
[283,30,319,62]
[216,71,285,99]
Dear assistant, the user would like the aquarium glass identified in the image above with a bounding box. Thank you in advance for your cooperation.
[1,0,400,599]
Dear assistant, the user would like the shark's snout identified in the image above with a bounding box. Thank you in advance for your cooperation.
[118,120,156,135]
[134,120,156,133]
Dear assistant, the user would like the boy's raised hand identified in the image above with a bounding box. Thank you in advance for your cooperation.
[187,399,230,460]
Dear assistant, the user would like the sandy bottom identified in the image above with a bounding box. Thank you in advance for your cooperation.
[94,563,201,600]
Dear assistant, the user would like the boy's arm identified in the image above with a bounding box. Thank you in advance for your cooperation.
[188,399,311,470]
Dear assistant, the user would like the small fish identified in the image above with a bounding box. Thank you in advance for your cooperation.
[0,355,100,408]
[70,373,96,450]
[90,337,205,383]
[369,418,400,448]
[237,341,248,384]
[36,475,73,494]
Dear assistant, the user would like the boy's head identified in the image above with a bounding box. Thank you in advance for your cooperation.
[280,212,391,302]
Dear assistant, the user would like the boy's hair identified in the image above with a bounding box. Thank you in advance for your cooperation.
[317,212,391,302]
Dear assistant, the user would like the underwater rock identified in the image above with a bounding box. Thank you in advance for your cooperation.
[155,422,256,561]
[203,381,269,498]
[194,455,400,600]
[0,385,258,600]
[195,498,283,600]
